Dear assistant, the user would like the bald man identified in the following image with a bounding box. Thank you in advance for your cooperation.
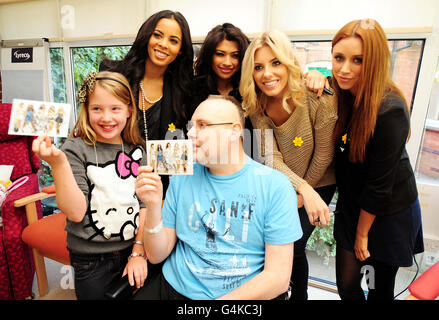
[135,95,302,300]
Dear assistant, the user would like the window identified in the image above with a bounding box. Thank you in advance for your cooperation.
[415,57,439,185]
[293,39,424,109]
[71,45,131,113]
[49,48,68,104]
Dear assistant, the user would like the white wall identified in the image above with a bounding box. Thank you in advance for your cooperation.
[0,0,60,40]
[147,0,267,37]
[2,0,438,41]
[271,0,438,31]
[59,0,146,39]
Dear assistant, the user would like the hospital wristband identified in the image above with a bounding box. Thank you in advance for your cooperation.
[144,220,163,234]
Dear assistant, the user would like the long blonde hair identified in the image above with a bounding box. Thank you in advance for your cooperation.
[332,19,409,163]
[70,71,144,146]
[240,30,304,116]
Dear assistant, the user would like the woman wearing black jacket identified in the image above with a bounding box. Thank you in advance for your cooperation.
[101,10,194,193]
[331,19,424,300]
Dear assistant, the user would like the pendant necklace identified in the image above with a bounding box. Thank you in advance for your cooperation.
[139,80,163,104]
[139,81,162,143]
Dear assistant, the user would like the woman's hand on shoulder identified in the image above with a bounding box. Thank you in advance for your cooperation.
[32,135,67,167]
[297,182,330,226]
[304,70,330,97]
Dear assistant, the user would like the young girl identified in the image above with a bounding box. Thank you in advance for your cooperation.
[240,30,338,300]
[331,19,424,300]
[32,71,148,300]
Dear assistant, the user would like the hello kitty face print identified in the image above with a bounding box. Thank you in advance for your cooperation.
[84,147,143,241]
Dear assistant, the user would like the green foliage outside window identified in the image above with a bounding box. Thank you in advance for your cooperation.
[306,219,336,259]
[72,46,130,111]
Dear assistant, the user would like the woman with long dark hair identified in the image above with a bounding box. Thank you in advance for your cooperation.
[192,23,249,103]
[102,10,194,192]
[189,23,260,158]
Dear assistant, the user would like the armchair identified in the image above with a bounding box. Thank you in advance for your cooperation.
[17,185,69,298]
[406,261,439,300]
[0,103,42,300]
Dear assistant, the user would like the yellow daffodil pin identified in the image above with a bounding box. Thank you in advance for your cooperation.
[293,136,304,147]
[168,123,176,132]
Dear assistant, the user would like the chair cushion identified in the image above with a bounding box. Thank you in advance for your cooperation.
[409,261,439,300]
[21,212,70,265]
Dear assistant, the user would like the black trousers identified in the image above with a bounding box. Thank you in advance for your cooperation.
[134,271,289,300]
[289,184,336,301]
[69,247,132,300]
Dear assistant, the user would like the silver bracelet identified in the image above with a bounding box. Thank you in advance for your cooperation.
[133,240,144,246]
[144,220,163,234]
[128,252,146,260]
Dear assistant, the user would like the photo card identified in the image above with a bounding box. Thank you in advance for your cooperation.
[147,140,193,175]
[8,98,71,137]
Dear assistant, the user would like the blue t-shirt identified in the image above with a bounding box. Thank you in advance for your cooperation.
[162,157,302,299]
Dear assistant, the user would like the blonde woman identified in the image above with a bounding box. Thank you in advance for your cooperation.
[240,30,338,300]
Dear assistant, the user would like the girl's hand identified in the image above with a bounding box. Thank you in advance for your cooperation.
[123,255,148,288]
[32,135,66,167]
[354,233,370,262]
[297,182,330,226]
[304,70,330,97]
[135,166,163,207]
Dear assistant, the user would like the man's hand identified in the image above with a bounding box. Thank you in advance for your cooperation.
[135,166,163,208]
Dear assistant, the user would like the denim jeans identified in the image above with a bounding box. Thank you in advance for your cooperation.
[69,247,131,300]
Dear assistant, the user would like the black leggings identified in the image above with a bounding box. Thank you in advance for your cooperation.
[336,246,399,300]
[289,184,336,301]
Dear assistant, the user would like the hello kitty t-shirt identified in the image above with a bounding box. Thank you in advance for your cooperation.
[62,138,146,254]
